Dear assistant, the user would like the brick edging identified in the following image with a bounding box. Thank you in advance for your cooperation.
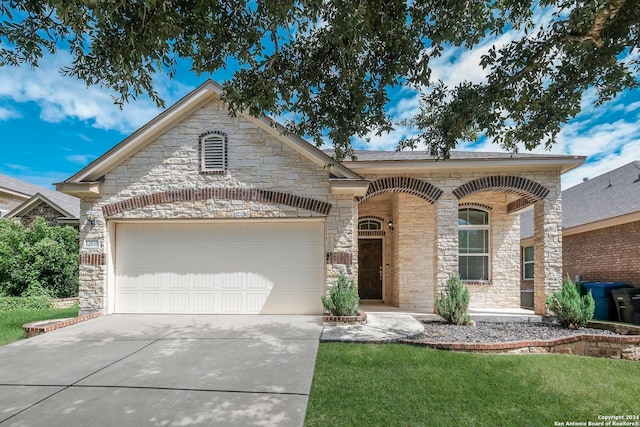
[22,312,102,338]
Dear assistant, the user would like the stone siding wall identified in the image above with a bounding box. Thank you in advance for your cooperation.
[78,100,352,314]
[563,220,640,286]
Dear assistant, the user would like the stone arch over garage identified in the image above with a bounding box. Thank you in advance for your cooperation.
[101,187,332,216]
[360,176,443,204]
[452,175,549,213]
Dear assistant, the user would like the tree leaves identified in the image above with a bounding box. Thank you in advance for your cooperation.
[1,0,638,158]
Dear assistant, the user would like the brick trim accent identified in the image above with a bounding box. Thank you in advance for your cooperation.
[361,177,443,204]
[326,252,353,265]
[101,188,332,216]
[452,175,549,213]
[459,202,493,211]
[80,253,106,265]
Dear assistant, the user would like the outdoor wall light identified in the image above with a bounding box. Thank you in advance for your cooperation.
[388,220,394,231]
[86,210,99,226]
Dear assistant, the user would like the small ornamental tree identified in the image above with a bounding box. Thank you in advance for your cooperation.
[436,274,472,325]
[0,217,79,298]
[547,276,595,329]
[321,272,360,316]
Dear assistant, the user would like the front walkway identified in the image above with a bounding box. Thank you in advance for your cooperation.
[321,304,543,343]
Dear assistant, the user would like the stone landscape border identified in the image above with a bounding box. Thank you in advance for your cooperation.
[402,333,640,360]
[322,311,368,325]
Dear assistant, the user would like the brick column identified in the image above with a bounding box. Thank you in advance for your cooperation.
[533,181,563,315]
[433,193,459,298]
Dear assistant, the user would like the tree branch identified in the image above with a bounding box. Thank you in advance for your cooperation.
[566,0,626,48]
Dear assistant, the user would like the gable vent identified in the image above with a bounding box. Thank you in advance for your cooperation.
[200,131,227,174]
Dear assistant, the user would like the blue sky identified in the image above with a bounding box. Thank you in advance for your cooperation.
[1,17,639,191]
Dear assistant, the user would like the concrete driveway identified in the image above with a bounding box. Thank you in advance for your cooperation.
[0,314,323,426]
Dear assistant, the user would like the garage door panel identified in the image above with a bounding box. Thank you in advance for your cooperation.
[115,221,324,314]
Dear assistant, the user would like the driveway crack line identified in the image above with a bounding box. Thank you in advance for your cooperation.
[0,332,174,424]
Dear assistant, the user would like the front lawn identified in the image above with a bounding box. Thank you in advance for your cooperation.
[0,305,79,346]
[305,343,640,426]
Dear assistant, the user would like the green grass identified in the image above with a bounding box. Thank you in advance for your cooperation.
[305,343,640,427]
[0,305,79,346]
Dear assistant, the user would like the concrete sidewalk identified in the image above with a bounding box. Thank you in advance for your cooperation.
[321,312,425,342]
[0,315,323,427]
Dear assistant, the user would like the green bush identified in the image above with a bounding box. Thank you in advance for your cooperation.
[547,276,595,329]
[0,296,52,310]
[436,274,471,325]
[0,218,79,298]
[321,272,360,316]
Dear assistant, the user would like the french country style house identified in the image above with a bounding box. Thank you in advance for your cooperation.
[57,80,584,316]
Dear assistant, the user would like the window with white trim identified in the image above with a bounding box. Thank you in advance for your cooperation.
[523,246,534,280]
[358,218,382,231]
[458,207,490,281]
[200,131,227,173]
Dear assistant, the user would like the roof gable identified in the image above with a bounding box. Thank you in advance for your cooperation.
[61,80,361,185]
[6,192,80,220]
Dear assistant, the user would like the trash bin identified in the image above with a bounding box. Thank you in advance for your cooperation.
[575,281,588,296]
[611,288,640,325]
[582,282,631,321]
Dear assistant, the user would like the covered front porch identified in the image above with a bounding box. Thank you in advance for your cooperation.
[354,173,563,315]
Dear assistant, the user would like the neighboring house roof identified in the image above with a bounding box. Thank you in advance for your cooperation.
[0,173,49,200]
[521,161,640,239]
[6,191,81,220]
[326,149,585,174]
[0,173,80,220]
[58,80,362,195]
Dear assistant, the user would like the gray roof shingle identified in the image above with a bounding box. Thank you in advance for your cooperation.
[521,161,640,239]
[0,173,80,218]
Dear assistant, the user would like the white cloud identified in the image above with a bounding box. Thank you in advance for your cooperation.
[0,49,188,134]
[0,106,21,120]
[65,154,96,165]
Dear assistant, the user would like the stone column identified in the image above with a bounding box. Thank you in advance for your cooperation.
[533,181,563,315]
[433,193,459,300]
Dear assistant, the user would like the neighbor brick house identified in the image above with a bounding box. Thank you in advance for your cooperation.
[0,173,79,227]
[57,80,584,316]
[521,161,640,301]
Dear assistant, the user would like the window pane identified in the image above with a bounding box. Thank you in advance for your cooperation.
[459,230,488,254]
[459,256,489,280]
[524,246,534,262]
[524,263,534,279]
[467,209,488,225]
[359,220,381,231]
[457,209,469,225]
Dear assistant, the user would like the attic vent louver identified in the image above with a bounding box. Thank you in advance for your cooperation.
[199,131,228,174]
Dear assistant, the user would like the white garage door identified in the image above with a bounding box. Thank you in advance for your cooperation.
[114,221,325,314]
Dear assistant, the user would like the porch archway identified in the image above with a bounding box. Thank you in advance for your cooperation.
[452,175,549,213]
[360,177,443,204]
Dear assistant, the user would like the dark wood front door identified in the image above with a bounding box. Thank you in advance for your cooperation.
[358,239,383,299]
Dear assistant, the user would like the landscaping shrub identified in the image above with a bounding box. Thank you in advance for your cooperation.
[0,296,52,310]
[0,218,79,298]
[321,272,360,316]
[547,275,595,329]
[436,274,471,325]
